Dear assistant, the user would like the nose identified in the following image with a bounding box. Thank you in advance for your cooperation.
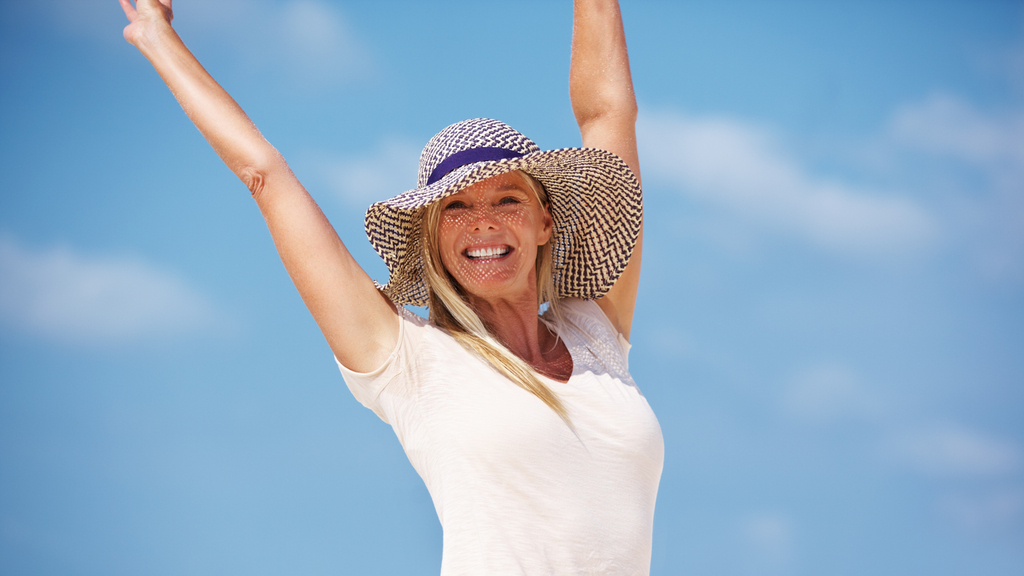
[467,204,499,232]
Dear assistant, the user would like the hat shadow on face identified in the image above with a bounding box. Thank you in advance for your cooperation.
[365,118,643,307]
[429,171,555,303]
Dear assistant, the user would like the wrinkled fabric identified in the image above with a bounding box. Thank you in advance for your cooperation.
[337,298,664,576]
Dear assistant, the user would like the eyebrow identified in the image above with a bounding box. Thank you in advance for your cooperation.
[495,183,526,192]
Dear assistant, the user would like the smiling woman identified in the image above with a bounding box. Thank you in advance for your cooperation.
[118,0,662,573]
[435,172,553,304]
[422,168,571,410]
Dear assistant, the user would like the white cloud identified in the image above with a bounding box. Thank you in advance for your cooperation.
[184,0,371,88]
[782,364,883,423]
[41,0,372,88]
[888,424,1020,478]
[740,513,794,573]
[638,109,936,256]
[274,0,371,85]
[282,1,358,62]
[940,489,1024,533]
[319,138,422,205]
[891,93,1024,173]
[888,94,1024,282]
[0,238,218,345]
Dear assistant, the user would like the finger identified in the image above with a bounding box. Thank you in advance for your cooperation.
[118,0,137,22]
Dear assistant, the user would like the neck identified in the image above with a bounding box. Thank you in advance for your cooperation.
[467,289,552,365]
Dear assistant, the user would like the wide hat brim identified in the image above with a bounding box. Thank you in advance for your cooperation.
[364,147,642,307]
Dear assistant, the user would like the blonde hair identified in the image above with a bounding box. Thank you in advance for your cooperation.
[420,171,568,421]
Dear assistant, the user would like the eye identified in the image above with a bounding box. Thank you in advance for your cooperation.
[497,196,522,206]
[444,200,468,210]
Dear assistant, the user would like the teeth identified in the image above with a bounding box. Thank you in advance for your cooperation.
[467,246,510,259]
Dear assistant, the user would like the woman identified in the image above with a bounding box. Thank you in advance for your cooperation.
[119,0,663,574]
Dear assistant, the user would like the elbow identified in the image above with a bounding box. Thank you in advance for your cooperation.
[574,101,638,134]
[622,97,639,121]
[572,90,638,129]
[240,165,267,199]
[603,98,638,125]
[237,151,284,201]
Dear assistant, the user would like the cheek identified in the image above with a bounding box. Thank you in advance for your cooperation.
[495,209,544,242]
[436,222,460,268]
[431,206,545,289]
[496,210,525,228]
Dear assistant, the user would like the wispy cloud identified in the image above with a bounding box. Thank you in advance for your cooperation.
[42,0,373,88]
[891,93,1024,173]
[318,138,421,205]
[638,109,936,257]
[888,93,1024,281]
[782,363,883,424]
[186,0,372,88]
[781,364,1020,478]
[940,489,1024,533]
[887,424,1020,478]
[0,237,219,345]
[740,513,794,574]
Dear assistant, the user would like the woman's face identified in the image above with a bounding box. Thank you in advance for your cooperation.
[436,171,553,303]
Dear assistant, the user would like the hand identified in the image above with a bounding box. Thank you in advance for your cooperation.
[118,0,173,46]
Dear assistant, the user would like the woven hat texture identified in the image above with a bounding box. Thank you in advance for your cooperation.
[364,118,642,306]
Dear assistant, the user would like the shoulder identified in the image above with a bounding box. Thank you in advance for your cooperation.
[553,298,621,339]
[547,298,632,368]
[335,306,453,418]
[391,306,461,363]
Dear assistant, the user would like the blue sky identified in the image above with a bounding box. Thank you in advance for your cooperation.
[1,1,1022,575]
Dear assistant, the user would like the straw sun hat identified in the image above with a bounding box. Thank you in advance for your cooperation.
[365,118,643,307]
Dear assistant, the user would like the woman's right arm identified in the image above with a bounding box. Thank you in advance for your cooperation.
[119,0,398,372]
[570,0,642,341]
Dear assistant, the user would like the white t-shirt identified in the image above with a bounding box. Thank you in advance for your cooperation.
[337,298,664,576]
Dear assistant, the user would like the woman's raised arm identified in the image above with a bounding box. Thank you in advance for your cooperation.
[119,0,398,372]
[570,0,643,340]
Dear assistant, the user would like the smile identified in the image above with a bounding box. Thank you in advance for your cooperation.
[465,246,511,260]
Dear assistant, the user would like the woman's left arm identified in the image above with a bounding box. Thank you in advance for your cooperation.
[570,0,642,340]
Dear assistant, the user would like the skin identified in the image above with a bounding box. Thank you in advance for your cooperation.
[438,172,553,305]
[570,0,644,341]
[437,171,570,380]
[118,0,641,377]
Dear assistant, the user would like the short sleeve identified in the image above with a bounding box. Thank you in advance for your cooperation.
[554,298,634,379]
[335,307,425,423]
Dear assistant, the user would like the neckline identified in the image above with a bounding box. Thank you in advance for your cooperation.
[536,314,576,384]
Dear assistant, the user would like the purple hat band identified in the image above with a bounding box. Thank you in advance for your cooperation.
[366,118,643,306]
[426,147,526,185]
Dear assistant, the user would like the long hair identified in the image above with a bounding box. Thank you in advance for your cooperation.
[420,171,568,421]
